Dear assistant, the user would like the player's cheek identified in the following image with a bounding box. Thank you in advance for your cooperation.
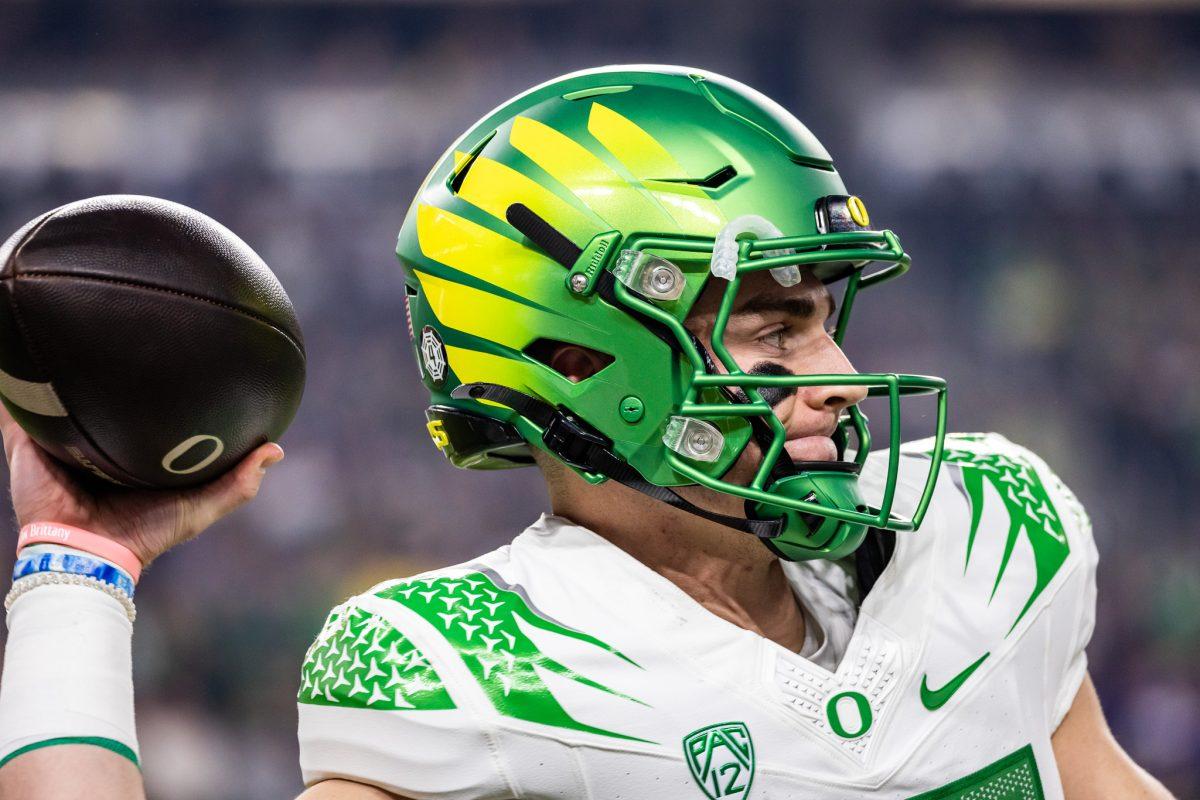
[721,437,764,488]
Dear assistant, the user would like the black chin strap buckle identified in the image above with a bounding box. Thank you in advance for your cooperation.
[452,382,612,469]
[541,412,610,470]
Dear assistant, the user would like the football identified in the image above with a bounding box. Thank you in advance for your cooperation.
[0,195,305,489]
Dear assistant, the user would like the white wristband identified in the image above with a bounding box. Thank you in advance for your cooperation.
[0,581,139,768]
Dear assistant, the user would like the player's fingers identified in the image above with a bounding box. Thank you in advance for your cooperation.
[181,443,284,536]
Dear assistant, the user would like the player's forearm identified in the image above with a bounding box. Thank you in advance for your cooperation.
[0,743,145,800]
[0,566,143,799]
[298,778,410,799]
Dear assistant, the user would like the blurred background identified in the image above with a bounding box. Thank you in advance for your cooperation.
[0,0,1198,796]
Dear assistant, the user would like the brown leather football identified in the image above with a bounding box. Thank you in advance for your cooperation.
[0,195,305,488]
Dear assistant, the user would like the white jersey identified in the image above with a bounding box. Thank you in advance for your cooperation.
[297,433,1097,799]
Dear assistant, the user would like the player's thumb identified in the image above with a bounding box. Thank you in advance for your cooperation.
[183,443,284,536]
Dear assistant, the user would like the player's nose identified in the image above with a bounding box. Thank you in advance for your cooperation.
[796,338,869,417]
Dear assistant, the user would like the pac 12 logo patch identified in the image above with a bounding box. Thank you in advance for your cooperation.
[419,325,447,385]
[683,721,755,799]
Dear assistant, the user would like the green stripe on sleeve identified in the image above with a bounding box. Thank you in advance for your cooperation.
[0,736,139,770]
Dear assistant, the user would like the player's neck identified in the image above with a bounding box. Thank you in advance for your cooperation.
[547,477,808,653]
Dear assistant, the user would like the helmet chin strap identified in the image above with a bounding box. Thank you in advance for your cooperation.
[451,382,787,540]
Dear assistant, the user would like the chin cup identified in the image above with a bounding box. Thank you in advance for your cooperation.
[747,466,870,562]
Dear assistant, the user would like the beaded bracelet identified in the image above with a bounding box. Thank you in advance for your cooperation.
[4,572,136,623]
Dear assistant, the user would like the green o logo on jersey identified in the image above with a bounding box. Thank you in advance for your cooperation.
[826,691,873,739]
[683,722,755,799]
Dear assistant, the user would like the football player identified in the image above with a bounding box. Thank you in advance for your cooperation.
[0,66,1174,799]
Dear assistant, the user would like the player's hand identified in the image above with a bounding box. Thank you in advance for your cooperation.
[0,403,283,567]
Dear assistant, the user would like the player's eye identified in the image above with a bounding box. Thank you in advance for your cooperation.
[758,327,787,350]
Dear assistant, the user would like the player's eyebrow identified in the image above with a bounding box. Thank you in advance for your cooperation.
[733,291,837,321]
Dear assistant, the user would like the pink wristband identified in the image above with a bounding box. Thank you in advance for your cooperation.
[16,522,143,583]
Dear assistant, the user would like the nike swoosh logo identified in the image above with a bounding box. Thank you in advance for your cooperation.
[920,652,990,711]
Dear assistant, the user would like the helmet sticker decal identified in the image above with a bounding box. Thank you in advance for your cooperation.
[420,326,447,385]
[847,195,871,228]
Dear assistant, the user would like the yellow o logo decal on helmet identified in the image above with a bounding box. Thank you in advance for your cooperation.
[847,196,870,228]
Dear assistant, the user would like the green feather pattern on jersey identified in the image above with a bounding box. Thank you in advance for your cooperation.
[936,434,1072,635]
[298,603,455,711]
[376,571,653,742]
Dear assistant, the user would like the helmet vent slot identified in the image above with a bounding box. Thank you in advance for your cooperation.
[689,164,737,188]
[654,164,737,190]
[561,84,634,102]
[447,130,496,195]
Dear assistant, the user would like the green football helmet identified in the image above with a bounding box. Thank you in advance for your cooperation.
[396,65,948,561]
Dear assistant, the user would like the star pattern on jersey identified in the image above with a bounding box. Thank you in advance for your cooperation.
[298,602,455,711]
[376,570,652,742]
[907,744,1044,799]
[935,434,1073,634]
[949,763,1040,800]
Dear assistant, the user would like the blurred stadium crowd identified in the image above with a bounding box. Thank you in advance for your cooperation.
[1,0,1198,796]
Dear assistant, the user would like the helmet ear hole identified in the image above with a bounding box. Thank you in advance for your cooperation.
[525,338,614,383]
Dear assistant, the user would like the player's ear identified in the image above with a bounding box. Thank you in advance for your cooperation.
[547,344,609,383]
